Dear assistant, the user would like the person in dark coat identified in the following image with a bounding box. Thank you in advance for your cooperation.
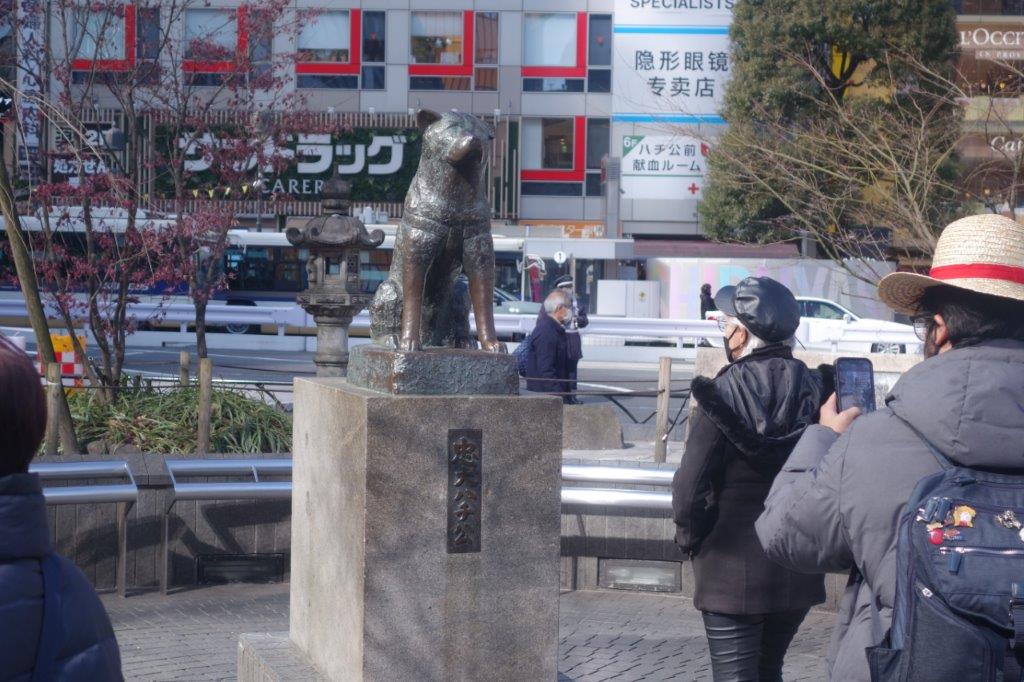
[756,214,1024,681]
[526,289,572,403]
[672,277,831,682]
[553,276,588,403]
[0,337,122,681]
[699,282,717,320]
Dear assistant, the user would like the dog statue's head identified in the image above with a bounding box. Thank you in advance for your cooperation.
[416,109,494,169]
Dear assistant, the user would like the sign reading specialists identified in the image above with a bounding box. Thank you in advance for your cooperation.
[615,0,734,28]
[621,134,709,199]
[612,0,732,123]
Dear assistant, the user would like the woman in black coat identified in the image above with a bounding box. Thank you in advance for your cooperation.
[672,277,831,682]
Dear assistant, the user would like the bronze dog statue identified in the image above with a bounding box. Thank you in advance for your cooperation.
[369,110,506,353]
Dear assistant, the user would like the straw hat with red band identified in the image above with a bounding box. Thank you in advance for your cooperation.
[878,214,1024,315]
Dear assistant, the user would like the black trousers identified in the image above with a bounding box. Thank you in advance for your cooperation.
[701,609,809,682]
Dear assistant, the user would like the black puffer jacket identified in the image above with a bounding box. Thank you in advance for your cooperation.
[672,344,832,614]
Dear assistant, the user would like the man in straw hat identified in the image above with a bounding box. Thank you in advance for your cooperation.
[754,214,1024,681]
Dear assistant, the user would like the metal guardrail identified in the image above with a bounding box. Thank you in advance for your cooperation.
[160,458,292,594]
[30,460,137,597]
[560,464,674,511]
[0,295,925,352]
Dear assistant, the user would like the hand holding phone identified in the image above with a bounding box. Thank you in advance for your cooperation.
[835,357,876,414]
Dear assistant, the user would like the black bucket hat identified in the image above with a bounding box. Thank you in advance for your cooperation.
[713,276,800,343]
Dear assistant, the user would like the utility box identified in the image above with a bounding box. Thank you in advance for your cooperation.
[596,280,660,318]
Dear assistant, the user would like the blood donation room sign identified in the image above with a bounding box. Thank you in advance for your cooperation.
[621,134,709,200]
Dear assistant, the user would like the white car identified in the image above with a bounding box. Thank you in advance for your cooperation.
[706,297,921,354]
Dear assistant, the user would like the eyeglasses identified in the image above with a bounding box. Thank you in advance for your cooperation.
[910,314,932,342]
[717,317,731,333]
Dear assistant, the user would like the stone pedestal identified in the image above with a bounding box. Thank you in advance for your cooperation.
[347,345,518,395]
[240,379,562,682]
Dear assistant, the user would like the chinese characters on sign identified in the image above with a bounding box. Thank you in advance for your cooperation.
[621,135,709,200]
[447,430,483,554]
[631,48,729,100]
[614,31,731,119]
[612,0,733,122]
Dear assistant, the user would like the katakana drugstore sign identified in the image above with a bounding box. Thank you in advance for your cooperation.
[154,126,421,203]
[612,0,732,123]
[621,135,708,199]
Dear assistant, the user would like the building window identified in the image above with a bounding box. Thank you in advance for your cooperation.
[524,13,575,67]
[585,118,609,197]
[363,11,385,62]
[248,9,274,83]
[521,13,587,91]
[183,8,237,84]
[136,7,160,60]
[524,118,574,170]
[410,12,464,65]
[409,11,474,91]
[185,9,236,61]
[588,14,611,93]
[521,116,586,189]
[474,11,497,91]
[76,8,126,60]
[71,4,136,77]
[361,10,385,90]
[295,10,363,89]
[298,11,349,63]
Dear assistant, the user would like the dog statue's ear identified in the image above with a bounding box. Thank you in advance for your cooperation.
[416,109,442,132]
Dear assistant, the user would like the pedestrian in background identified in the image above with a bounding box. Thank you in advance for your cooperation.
[757,214,1024,681]
[0,337,122,680]
[673,277,831,682]
[700,282,717,320]
[554,276,588,404]
[525,289,573,403]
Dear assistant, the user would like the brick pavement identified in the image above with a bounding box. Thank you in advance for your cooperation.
[103,584,831,681]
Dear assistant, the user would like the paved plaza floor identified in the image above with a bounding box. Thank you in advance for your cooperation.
[102,584,832,681]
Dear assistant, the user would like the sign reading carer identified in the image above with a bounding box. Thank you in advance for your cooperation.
[612,0,733,125]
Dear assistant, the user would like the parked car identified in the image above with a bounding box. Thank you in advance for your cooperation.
[706,296,921,354]
[492,287,542,316]
[795,297,920,354]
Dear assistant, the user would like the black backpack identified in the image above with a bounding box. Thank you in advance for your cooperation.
[868,439,1024,681]
[512,329,535,377]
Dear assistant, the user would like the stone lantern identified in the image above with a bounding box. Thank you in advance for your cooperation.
[286,174,384,376]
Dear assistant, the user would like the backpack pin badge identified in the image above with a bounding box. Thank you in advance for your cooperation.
[952,505,976,528]
[995,510,1024,542]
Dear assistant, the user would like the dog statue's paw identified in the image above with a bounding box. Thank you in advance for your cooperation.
[479,339,507,354]
[399,337,422,352]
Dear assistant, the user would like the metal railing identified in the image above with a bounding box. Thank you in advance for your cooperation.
[160,458,292,594]
[561,464,673,512]
[30,460,137,597]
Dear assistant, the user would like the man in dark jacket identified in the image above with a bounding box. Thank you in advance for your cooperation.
[674,277,831,681]
[526,289,572,403]
[0,337,123,681]
[756,214,1024,681]
[553,276,588,404]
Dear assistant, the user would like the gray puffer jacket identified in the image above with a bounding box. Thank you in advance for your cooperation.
[755,339,1024,681]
